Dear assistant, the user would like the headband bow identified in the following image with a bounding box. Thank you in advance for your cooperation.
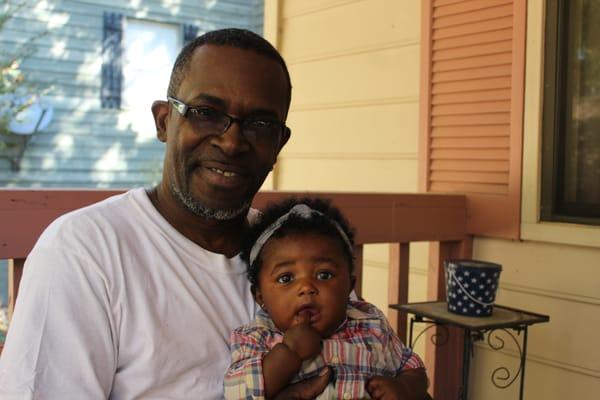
[249,204,353,266]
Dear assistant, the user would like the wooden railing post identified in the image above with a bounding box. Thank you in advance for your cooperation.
[425,237,473,400]
[8,258,25,322]
[388,242,409,343]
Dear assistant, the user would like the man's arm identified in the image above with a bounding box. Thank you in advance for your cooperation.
[0,246,116,398]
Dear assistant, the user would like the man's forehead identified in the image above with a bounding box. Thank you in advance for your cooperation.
[178,44,289,114]
[186,44,282,79]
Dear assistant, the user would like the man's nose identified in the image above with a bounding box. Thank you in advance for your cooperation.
[212,120,249,156]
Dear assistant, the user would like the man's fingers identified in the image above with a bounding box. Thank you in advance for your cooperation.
[366,376,384,399]
[366,376,380,391]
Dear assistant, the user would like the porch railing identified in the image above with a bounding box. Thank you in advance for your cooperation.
[0,189,472,400]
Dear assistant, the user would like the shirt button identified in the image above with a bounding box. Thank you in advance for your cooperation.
[330,356,339,363]
[343,393,351,399]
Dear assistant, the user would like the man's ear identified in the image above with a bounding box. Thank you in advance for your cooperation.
[151,100,169,142]
[271,127,291,165]
[280,127,291,150]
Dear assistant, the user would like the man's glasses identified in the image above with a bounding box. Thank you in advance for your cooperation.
[167,96,288,147]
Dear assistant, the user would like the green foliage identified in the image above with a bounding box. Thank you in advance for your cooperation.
[0,1,43,149]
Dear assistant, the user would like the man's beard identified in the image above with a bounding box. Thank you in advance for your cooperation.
[171,184,251,220]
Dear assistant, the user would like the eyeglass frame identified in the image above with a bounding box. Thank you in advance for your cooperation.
[166,96,289,147]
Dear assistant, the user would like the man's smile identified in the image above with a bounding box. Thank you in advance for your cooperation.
[208,167,239,177]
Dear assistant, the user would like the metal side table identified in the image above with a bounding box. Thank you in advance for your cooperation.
[390,301,549,400]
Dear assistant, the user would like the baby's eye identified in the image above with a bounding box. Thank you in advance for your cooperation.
[316,271,333,280]
[276,274,293,284]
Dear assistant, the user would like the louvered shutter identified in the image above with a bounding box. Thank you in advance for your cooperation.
[101,12,124,109]
[183,24,200,45]
[419,0,526,239]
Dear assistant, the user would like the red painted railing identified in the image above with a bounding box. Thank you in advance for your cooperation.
[0,189,471,400]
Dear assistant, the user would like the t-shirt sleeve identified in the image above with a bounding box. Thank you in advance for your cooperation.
[224,325,271,400]
[0,244,116,399]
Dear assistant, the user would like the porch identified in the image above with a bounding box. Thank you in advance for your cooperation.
[0,189,471,400]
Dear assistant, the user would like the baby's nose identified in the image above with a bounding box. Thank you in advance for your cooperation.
[298,281,318,296]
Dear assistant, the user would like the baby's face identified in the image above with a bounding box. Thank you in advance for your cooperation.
[254,231,354,337]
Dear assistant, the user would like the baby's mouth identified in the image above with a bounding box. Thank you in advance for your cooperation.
[296,304,321,322]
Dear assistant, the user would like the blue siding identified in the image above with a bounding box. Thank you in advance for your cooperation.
[0,0,264,188]
[0,0,264,334]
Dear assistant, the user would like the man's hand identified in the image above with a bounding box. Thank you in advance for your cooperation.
[367,368,429,400]
[282,314,322,361]
[366,376,403,400]
[273,367,331,400]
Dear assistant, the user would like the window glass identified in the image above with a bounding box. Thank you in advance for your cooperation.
[542,0,600,223]
[122,20,179,140]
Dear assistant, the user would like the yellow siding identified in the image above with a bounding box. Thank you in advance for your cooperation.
[269,0,425,325]
[471,238,600,398]
[265,0,600,398]
[285,102,419,155]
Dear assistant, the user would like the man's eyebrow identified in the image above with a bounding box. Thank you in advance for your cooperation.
[247,108,280,119]
[189,93,226,107]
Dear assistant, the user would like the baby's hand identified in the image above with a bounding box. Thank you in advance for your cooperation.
[366,375,403,400]
[283,314,322,361]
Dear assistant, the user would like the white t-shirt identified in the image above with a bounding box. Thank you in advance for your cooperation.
[0,188,257,399]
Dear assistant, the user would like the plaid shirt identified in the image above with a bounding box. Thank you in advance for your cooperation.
[224,300,425,399]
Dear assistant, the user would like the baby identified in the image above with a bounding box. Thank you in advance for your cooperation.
[224,198,429,399]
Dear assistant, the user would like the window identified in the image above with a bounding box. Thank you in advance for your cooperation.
[542,0,600,225]
[100,14,199,113]
[122,19,180,138]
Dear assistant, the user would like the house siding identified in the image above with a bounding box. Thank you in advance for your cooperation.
[265,0,600,399]
[0,0,264,188]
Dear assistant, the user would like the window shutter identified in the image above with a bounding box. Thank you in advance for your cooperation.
[419,0,526,239]
[101,12,124,109]
[183,24,200,45]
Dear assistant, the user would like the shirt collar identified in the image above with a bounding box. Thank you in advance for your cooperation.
[345,302,374,320]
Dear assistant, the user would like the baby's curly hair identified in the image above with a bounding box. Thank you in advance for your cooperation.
[241,197,356,289]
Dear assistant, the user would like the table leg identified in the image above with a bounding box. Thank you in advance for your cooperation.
[519,327,529,400]
[461,329,472,400]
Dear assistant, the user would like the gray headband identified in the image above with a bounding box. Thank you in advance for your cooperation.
[248,204,353,266]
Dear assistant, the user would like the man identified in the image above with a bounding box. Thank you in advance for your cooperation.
[0,28,328,399]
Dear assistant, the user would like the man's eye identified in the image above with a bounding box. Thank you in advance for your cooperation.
[316,271,333,280]
[276,274,293,284]
[190,107,219,120]
[247,119,274,129]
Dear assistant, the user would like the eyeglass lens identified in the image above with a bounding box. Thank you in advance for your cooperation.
[187,107,282,146]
